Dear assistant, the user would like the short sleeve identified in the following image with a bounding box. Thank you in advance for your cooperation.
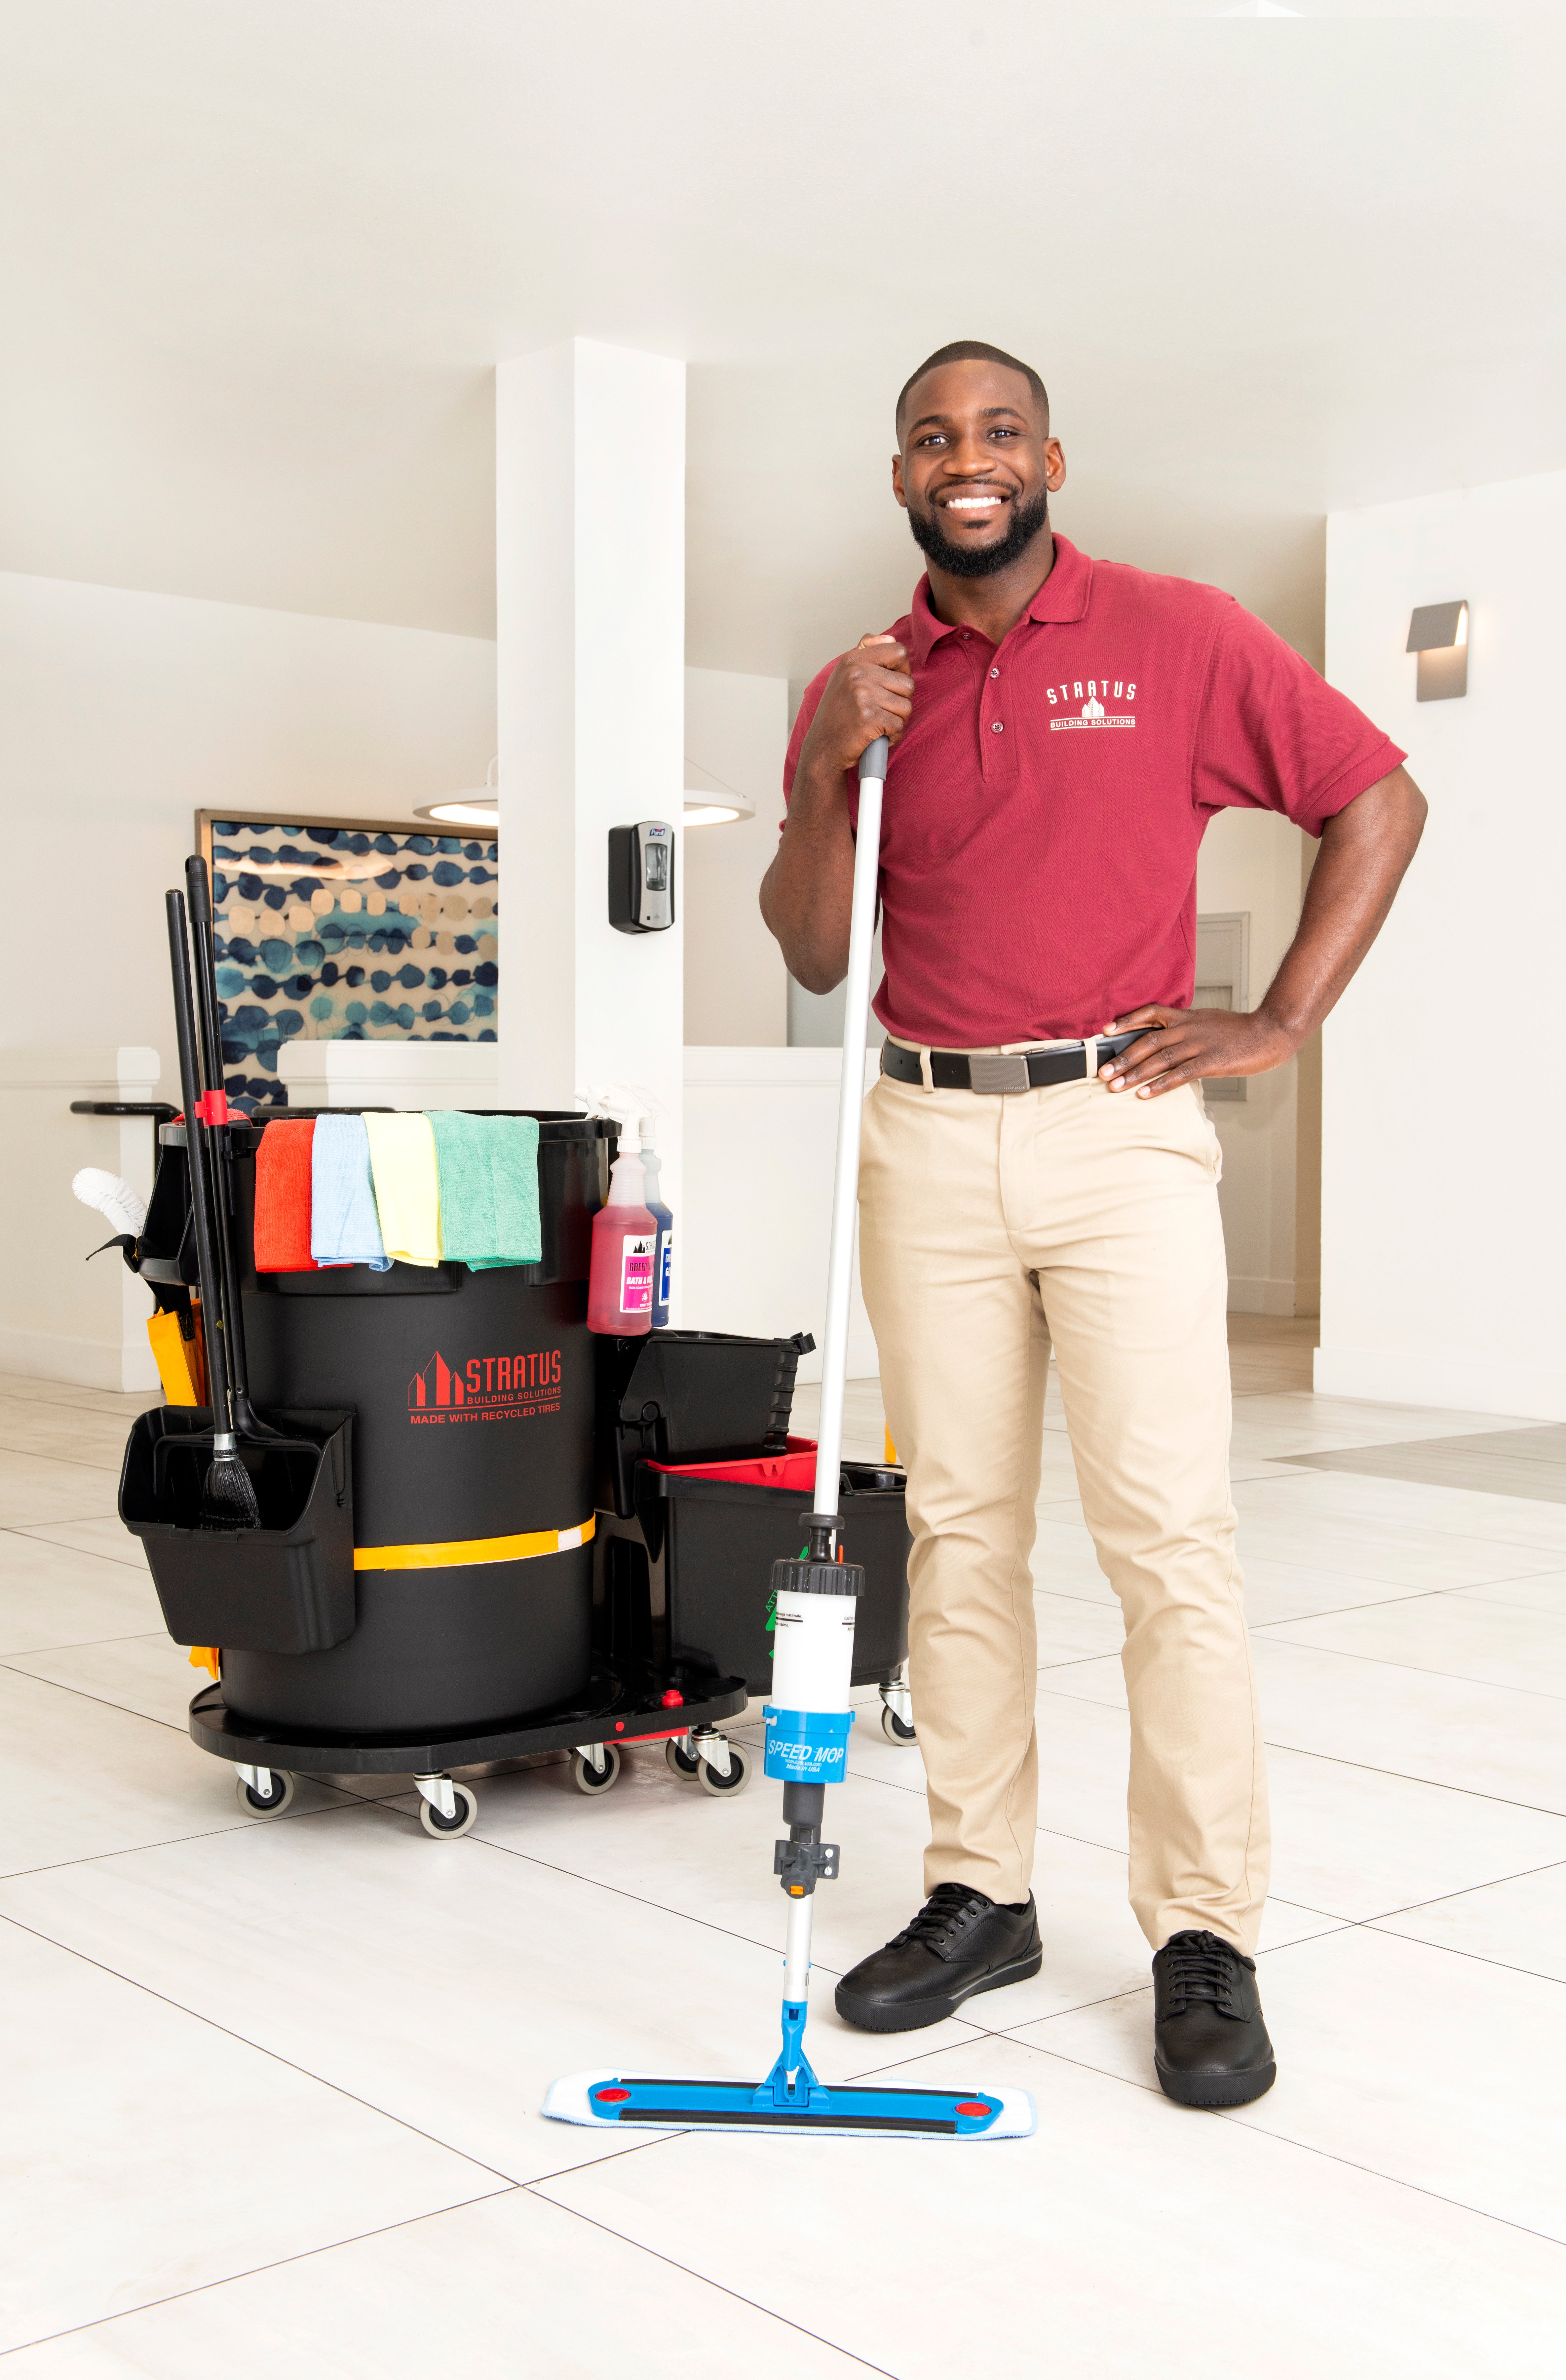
[781,662,836,822]
[1192,600,1406,836]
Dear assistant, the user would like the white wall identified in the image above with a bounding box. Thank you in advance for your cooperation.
[0,1048,163,1389]
[0,571,497,1059]
[683,1048,878,1385]
[1321,469,1566,1420]
[1195,809,1312,1316]
[683,665,789,1046]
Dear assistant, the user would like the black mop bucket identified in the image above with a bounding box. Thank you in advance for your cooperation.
[121,1407,355,1654]
[218,1112,608,1736]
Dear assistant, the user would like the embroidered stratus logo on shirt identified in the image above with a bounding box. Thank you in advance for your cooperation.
[1047,679,1137,731]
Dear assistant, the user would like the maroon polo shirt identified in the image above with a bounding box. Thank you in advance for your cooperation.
[783,535,1405,1048]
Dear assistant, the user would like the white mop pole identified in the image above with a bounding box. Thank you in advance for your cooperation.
[770,736,889,2038]
[811,735,889,1527]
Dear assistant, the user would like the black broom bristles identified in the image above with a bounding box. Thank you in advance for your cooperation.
[199,1443,260,1530]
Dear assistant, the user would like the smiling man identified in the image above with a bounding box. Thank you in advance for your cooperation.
[760,340,1425,2108]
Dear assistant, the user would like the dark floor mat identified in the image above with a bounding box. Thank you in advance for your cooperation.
[1284,1426,1566,1505]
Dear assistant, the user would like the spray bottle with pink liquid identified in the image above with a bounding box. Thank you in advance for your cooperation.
[587,1146,658,1335]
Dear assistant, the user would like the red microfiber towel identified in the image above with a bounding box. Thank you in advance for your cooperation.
[253,1117,318,1272]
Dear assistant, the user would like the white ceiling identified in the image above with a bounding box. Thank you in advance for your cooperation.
[1,1,1560,678]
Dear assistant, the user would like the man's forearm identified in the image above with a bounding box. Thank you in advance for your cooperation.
[1104,766,1427,1097]
[759,761,858,993]
[1255,766,1427,1048]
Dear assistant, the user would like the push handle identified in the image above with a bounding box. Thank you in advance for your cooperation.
[810,735,891,1524]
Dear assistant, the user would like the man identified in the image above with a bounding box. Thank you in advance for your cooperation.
[760,340,1424,2108]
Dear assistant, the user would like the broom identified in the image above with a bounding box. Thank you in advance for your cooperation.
[165,888,260,1529]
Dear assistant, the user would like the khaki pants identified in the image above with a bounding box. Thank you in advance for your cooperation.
[857,1058,1269,1954]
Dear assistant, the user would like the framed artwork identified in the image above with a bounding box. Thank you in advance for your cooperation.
[196,811,498,1112]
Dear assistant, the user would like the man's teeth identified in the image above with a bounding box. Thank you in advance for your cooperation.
[946,495,1003,511]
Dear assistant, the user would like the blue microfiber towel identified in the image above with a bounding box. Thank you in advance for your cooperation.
[311,1112,392,1271]
[427,1112,542,1269]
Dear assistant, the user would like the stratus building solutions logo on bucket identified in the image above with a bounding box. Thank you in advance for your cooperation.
[408,1348,564,1427]
[1047,679,1137,730]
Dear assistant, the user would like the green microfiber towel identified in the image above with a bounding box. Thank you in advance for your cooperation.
[426,1112,542,1269]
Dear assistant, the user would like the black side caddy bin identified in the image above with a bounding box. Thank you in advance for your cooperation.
[120,1406,354,1655]
[596,1327,815,1517]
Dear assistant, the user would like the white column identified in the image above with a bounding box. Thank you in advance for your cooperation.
[495,339,686,1276]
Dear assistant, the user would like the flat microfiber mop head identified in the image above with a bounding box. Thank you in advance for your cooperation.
[543,2071,1035,2141]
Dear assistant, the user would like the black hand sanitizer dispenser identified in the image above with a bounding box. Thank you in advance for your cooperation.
[608,820,675,934]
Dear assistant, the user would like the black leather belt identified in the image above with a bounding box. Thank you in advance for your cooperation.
[880,1031,1142,1093]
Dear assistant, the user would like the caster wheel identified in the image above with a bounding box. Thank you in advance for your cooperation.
[418,1782,478,1838]
[881,1704,918,1745]
[665,1736,701,1779]
[698,1742,752,1797]
[236,1770,295,1816]
[570,1746,622,1796]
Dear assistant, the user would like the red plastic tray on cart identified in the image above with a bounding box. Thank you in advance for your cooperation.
[647,1436,818,1492]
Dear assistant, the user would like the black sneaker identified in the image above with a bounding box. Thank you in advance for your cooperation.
[834,1884,1043,2033]
[1152,1929,1277,2108]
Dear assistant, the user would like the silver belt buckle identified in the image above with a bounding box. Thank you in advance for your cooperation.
[968,1053,1033,1094]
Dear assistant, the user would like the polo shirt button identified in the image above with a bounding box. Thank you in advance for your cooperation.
[960,631,971,640]
[990,720,1005,733]
[990,667,1000,679]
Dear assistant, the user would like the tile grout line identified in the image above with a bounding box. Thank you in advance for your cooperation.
[1032,1682,1566,1817]
[1242,1629,1566,1703]
[521,2187,900,2378]
[0,1794,384,1888]
[975,2026,1566,2251]
[0,2191,527,2363]
[0,1904,525,2189]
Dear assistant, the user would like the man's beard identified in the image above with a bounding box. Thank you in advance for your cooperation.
[906,484,1051,579]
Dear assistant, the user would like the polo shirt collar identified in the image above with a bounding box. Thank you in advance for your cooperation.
[909,533,1094,663]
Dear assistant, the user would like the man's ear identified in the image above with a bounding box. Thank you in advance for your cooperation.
[891,452,908,510]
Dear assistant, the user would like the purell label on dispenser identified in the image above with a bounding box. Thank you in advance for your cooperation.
[620,1234,655,1313]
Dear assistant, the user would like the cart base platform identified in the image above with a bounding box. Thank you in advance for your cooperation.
[190,1667,753,1835]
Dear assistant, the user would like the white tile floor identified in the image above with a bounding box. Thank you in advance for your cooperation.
[1,1349,1564,2374]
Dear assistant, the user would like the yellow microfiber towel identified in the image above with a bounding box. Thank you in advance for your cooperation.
[364,1112,443,1267]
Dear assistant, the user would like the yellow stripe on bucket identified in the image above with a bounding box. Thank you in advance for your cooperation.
[354,1516,596,1572]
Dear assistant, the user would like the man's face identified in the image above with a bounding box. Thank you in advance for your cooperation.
[893,360,1065,577]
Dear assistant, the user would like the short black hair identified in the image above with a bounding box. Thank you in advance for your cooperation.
[896,341,1050,444]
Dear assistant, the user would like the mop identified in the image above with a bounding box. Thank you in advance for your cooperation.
[544,738,1035,2143]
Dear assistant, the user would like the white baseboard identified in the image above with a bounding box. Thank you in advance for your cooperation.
[1226,1276,1303,1318]
[1314,1343,1564,1424]
[791,1328,879,1388]
[0,1326,158,1395]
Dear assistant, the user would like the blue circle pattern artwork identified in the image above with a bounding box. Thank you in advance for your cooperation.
[211,823,498,1111]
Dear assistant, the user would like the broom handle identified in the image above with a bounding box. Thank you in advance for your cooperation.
[184,854,275,1431]
[165,891,236,1448]
[810,736,888,1524]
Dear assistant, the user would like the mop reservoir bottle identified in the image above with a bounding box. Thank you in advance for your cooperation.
[763,1524,861,1784]
[637,1118,673,1331]
[587,1148,658,1336]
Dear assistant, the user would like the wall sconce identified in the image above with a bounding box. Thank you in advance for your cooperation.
[683,755,756,827]
[1407,603,1468,703]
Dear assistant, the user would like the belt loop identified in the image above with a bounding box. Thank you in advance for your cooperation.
[918,1045,935,1093]
[1082,1035,1098,1083]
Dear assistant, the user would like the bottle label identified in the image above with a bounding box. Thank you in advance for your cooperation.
[620,1233,655,1313]
[658,1230,673,1306]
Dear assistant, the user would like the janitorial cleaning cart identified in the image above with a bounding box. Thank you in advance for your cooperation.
[109,854,916,1837]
